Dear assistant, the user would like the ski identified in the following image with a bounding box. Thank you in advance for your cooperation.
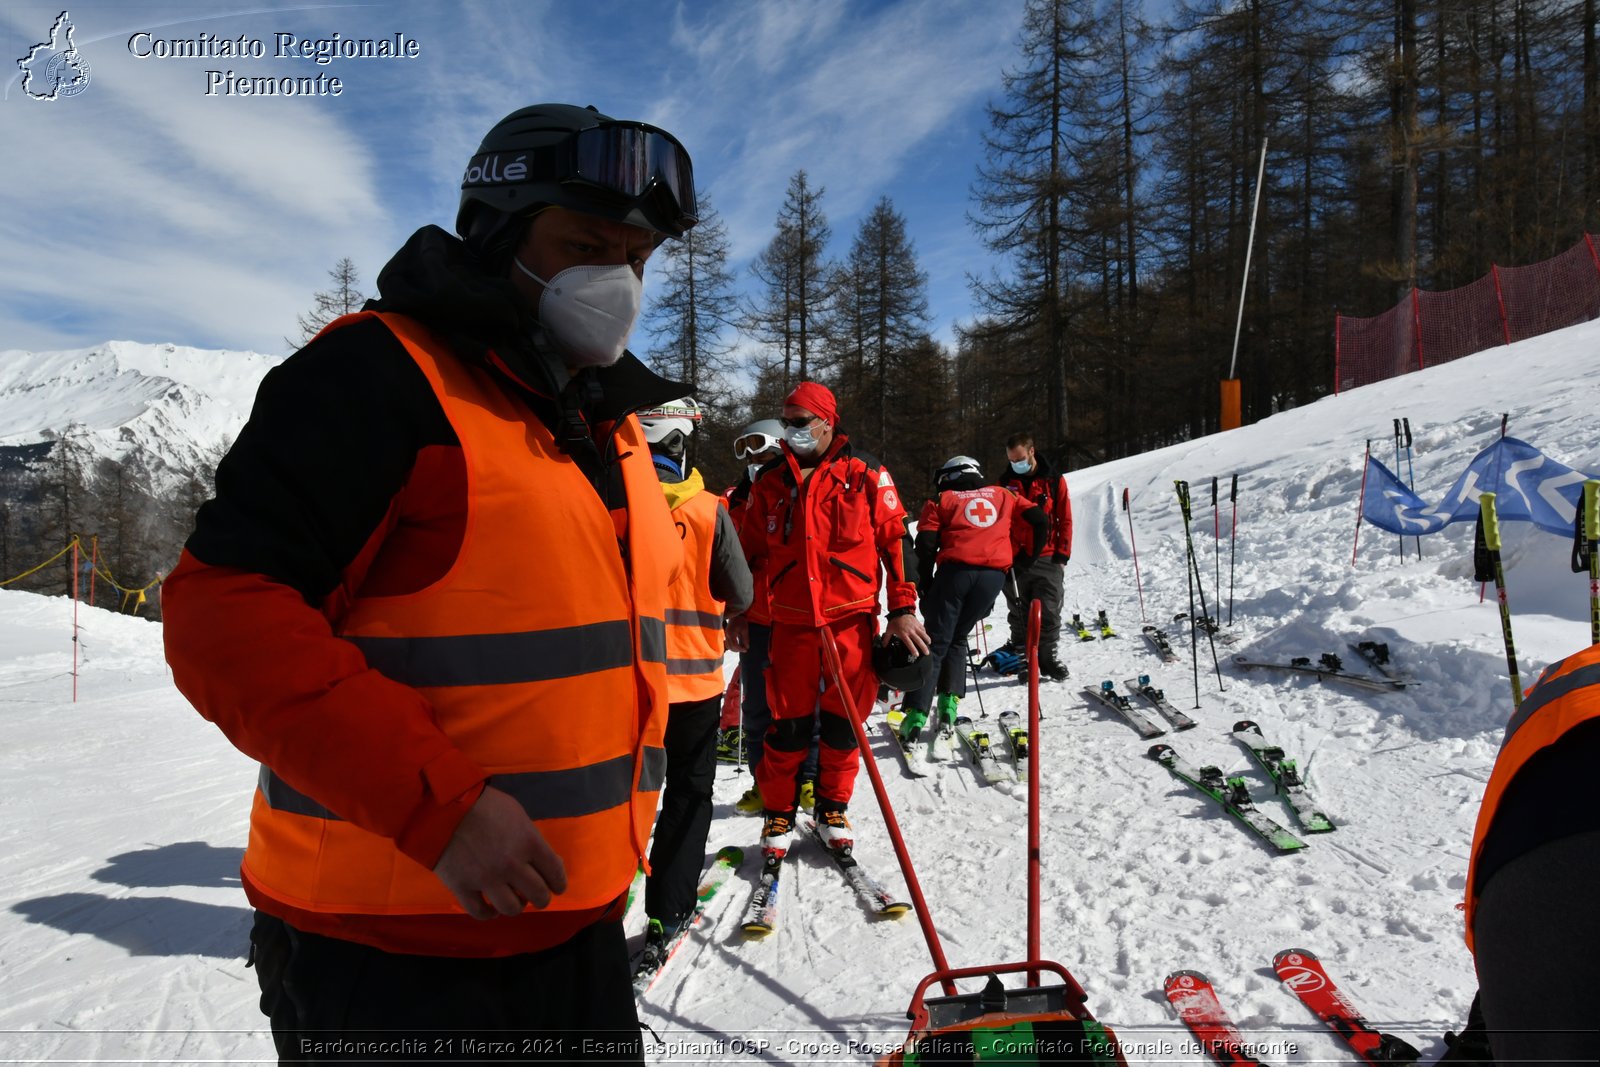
[740,848,787,937]
[715,726,747,764]
[1350,641,1418,687]
[1176,612,1239,646]
[996,709,1029,782]
[1231,654,1398,693]
[632,846,744,994]
[1147,744,1307,852]
[1084,680,1166,739]
[1272,949,1420,1066]
[1231,721,1334,833]
[1072,613,1096,642]
[1142,624,1179,663]
[1124,675,1198,731]
[1096,608,1117,638]
[1163,970,1275,1067]
[802,818,912,919]
[880,718,931,778]
[624,863,645,913]
[928,720,957,762]
[953,716,1010,784]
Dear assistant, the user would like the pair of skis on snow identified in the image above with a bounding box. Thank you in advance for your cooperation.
[739,817,911,938]
[1148,720,1335,853]
[1232,642,1418,693]
[1073,609,1117,641]
[1165,949,1421,1067]
[1083,675,1197,738]
[883,706,1030,785]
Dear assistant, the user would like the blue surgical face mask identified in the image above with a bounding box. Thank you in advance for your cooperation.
[785,425,819,456]
[1010,457,1033,474]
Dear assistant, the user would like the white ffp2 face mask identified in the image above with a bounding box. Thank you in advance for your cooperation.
[785,425,819,456]
[514,259,643,367]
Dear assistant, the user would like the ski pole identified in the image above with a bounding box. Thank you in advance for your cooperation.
[1026,598,1042,986]
[1392,419,1405,562]
[820,626,955,994]
[965,624,989,719]
[1580,480,1599,645]
[1352,439,1371,566]
[1176,479,1225,693]
[1475,493,1522,709]
[1211,476,1221,613]
[1122,487,1148,623]
[1227,473,1238,626]
[1402,418,1421,561]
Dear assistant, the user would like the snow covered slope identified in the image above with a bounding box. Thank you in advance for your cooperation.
[0,340,279,488]
[0,319,1595,1064]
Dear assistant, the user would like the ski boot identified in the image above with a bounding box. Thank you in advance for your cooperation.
[898,706,930,743]
[813,798,853,851]
[796,779,816,812]
[936,693,961,727]
[1038,652,1069,681]
[760,809,796,859]
[734,785,764,815]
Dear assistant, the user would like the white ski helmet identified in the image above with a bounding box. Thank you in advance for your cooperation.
[936,454,983,487]
[636,397,703,445]
[733,418,785,461]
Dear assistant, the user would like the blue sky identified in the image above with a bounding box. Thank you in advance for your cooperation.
[1,0,1028,360]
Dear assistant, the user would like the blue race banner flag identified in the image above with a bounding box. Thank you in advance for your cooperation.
[1362,437,1594,537]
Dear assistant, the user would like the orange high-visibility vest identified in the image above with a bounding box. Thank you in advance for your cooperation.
[243,311,674,916]
[1463,642,1600,951]
[663,482,727,702]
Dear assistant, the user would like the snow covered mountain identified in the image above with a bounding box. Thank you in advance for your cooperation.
[0,340,280,489]
[0,319,1595,1064]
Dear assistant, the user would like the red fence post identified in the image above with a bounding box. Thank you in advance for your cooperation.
[1333,314,1342,395]
[1490,264,1513,345]
[1411,287,1425,370]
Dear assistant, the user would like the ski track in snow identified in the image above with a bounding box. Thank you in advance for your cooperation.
[2,319,1597,1063]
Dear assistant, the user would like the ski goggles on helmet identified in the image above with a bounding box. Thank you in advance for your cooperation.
[561,122,697,233]
[734,431,782,460]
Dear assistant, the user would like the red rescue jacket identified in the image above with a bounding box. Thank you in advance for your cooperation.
[916,485,1032,570]
[738,436,915,626]
[998,460,1073,559]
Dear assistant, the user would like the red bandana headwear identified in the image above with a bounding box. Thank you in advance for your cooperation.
[784,381,838,428]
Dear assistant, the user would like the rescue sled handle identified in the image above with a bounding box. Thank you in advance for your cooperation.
[821,626,957,995]
[904,961,1090,1032]
[1027,599,1043,985]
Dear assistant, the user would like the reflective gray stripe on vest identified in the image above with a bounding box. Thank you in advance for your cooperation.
[348,618,668,688]
[667,656,723,676]
[1500,660,1600,748]
[258,764,338,820]
[259,746,668,823]
[665,608,723,631]
[639,617,667,664]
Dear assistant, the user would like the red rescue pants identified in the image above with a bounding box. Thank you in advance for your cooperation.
[756,614,878,810]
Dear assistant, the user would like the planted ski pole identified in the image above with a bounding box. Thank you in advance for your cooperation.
[1176,479,1225,694]
[1352,439,1371,566]
[1177,480,1201,708]
[1402,418,1421,560]
[1475,492,1522,709]
[1575,479,1599,645]
[1392,420,1405,562]
[1122,487,1148,623]
[965,624,989,719]
[1227,473,1238,626]
[820,628,956,994]
[1211,476,1221,611]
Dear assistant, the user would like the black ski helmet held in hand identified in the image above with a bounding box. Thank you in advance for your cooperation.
[873,635,934,692]
[457,103,699,267]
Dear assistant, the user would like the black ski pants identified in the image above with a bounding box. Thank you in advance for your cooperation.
[905,563,1006,713]
[644,692,721,927]
[738,623,772,770]
[1004,555,1065,654]
[249,912,642,1064]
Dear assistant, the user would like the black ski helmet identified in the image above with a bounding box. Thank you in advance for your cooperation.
[457,103,699,267]
[872,635,934,692]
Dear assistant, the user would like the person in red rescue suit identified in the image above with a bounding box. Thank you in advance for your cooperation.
[727,382,931,857]
[897,456,1047,745]
[635,399,752,969]
[991,431,1074,680]
[1459,641,1600,1065]
[161,103,703,1063]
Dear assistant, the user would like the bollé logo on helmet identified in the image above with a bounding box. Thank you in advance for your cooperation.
[462,154,528,185]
